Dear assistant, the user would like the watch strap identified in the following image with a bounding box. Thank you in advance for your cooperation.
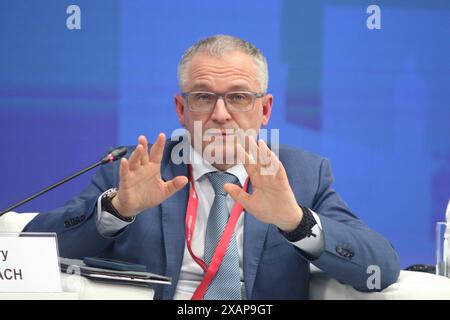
[101,189,134,223]
[279,206,317,242]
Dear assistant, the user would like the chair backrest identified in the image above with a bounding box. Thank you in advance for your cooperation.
[0,211,39,233]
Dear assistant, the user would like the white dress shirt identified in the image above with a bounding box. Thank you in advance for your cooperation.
[96,148,324,299]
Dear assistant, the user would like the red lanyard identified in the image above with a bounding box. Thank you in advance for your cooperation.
[185,165,249,300]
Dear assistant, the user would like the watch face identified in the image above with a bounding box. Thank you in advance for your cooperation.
[101,189,133,222]
[108,192,117,199]
[104,188,118,199]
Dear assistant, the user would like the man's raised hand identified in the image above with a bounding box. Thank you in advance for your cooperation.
[111,133,188,217]
[224,137,303,232]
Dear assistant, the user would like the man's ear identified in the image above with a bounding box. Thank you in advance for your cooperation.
[261,94,273,126]
[174,95,186,125]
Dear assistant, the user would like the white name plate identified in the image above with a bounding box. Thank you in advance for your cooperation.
[0,233,62,293]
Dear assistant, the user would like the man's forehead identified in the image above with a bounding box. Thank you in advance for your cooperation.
[189,81,253,91]
[187,51,256,73]
[185,51,259,89]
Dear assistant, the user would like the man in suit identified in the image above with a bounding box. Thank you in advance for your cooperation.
[24,34,400,299]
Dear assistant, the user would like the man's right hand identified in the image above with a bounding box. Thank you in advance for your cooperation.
[111,133,188,218]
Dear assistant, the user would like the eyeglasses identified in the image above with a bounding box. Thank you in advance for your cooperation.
[181,91,265,113]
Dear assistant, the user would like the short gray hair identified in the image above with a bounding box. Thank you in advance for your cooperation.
[177,35,268,93]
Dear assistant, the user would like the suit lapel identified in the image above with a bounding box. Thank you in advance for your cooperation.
[243,182,269,299]
[160,154,189,300]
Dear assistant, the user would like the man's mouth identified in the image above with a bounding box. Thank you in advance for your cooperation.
[205,129,237,137]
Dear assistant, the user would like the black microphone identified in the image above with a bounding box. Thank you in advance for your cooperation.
[100,146,127,164]
[0,146,128,217]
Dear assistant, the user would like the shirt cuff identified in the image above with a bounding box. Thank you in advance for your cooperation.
[96,189,134,237]
[291,210,325,259]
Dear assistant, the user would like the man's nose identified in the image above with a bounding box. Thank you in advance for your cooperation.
[211,96,231,122]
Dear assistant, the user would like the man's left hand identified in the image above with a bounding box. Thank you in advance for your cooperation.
[224,137,303,232]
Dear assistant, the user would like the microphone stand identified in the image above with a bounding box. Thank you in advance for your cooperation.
[0,146,127,217]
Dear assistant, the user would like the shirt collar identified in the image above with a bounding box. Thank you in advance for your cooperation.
[190,145,248,186]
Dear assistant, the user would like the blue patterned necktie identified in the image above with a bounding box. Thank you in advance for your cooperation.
[203,171,241,300]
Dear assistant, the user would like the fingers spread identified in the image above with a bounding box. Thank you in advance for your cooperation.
[237,143,258,178]
[164,175,188,197]
[129,144,143,171]
[260,149,280,176]
[258,139,272,167]
[149,133,166,164]
[274,153,287,179]
[138,135,149,164]
[224,183,251,209]
[246,135,259,164]
[119,157,129,182]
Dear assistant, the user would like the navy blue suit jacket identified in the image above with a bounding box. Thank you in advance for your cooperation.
[24,140,400,299]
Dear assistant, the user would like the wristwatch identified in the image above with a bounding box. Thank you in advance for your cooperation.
[101,188,134,222]
[279,205,317,242]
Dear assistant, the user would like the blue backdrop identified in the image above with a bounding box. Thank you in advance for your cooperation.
[1,0,449,268]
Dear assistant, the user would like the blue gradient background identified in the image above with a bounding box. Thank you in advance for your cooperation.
[1,0,449,268]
